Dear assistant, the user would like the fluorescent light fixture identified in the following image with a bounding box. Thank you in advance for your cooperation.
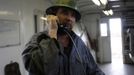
[112,5,120,8]
[109,9,113,15]
[103,10,109,16]
[40,17,47,21]
[92,0,107,6]
[109,0,119,1]
[103,9,113,16]
[129,53,132,58]
[100,0,108,5]
[92,0,101,6]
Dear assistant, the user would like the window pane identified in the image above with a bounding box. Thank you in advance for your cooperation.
[100,23,107,37]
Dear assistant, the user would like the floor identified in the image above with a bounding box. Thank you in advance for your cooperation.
[99,62,134,75]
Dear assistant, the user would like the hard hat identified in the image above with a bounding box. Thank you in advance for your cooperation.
[46,0,81,22]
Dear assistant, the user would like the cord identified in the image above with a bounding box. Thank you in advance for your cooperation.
[63,29,86,75]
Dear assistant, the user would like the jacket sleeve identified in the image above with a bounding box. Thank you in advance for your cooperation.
[22,32,49,75]
[78,37,105,75]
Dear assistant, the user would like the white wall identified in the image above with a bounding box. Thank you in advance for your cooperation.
[21,0,51,44]
[82,14,100,39]
[81,14,101,61]
[0,0,51,75]
[82,14,112,63]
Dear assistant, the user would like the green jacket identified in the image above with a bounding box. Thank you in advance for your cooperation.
[22,32,61,75]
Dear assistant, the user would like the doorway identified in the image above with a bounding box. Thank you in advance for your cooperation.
[109,18,123,63]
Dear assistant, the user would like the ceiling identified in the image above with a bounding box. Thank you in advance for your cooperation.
[77,0,134,27]
[77,0,104,14]
[46,0,134,27]
[47,0,134,14]
[78,0,134,15]
[108,0,134,12]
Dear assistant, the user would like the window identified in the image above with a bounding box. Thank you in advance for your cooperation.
[100,23,108,37]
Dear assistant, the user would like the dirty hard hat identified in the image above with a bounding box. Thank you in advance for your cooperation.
[46,0,81,22]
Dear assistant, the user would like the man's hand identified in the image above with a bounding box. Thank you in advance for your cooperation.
[46,15,59,39]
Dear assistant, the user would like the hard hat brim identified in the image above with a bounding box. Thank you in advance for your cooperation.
[46,5,81,22]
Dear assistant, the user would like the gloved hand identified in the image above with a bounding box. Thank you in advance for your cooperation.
[46,15,59,39]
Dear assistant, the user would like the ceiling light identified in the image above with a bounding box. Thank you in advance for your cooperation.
[109,0,119,1]
[103,10,109,16]
[108,9,113,15]
[112,5,120,8]
[92,0,101,6]
[92,0,108,6]
[100,0,108,5]
[103,9,114,16]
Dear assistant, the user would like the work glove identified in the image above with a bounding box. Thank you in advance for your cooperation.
[46,15,59,39]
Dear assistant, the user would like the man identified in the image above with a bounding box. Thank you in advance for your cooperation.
[22,0,105,75]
